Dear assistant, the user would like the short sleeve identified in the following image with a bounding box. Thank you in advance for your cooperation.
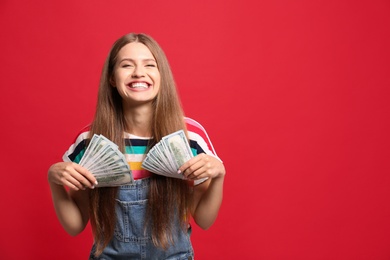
[62,130,90,164]
[185,117,222,185]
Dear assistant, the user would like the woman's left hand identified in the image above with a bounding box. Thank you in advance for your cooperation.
[179,153,225,181]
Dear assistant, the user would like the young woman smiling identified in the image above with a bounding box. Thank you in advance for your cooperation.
[48,33,225,259]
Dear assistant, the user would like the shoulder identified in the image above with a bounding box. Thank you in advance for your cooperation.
[184,116,218,156]
[185,117,210,140]
[62,125,91,163]
[185,117,207,132]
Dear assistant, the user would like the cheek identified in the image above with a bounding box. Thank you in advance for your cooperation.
[154,73,161,86]
[113,69,128,84]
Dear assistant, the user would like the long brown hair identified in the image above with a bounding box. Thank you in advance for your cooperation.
[88,33,192,256]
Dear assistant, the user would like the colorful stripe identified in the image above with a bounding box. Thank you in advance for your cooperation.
[185,117,218,156]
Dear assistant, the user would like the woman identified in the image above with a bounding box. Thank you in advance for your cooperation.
[48,33,225,259]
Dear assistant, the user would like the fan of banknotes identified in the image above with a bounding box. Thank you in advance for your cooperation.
[79,134,133,187]
[142,130,194,179]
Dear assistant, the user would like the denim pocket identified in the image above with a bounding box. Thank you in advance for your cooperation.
[114,198,149,243]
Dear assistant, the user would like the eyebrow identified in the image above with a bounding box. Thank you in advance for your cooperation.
[119,58,157,63]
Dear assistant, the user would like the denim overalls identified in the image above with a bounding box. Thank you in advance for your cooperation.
[89,178,194,260]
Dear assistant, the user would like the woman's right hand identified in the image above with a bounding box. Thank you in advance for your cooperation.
[48,162,97,191]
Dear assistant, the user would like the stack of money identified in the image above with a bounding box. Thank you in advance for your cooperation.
[142,130,193,179]
[79,134,133,187]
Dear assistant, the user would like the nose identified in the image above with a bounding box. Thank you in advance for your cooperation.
[132,66,145,78]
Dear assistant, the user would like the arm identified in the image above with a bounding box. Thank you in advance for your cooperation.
[179,154,226,229]
[48,162,97,236]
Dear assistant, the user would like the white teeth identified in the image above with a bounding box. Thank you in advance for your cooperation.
[130,82,148,89]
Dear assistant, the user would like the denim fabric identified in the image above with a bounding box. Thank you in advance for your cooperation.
[89,178,194,260]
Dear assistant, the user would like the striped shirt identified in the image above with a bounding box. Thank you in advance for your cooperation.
[63,117,220,182]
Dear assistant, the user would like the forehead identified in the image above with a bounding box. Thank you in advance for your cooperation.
[117,42,155,60]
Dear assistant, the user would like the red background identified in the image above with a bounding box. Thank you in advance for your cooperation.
[1,1,390,259]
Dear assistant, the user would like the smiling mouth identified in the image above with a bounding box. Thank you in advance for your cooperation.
[129,82,149,89]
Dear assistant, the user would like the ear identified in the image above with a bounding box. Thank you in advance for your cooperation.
[110,76,116,88]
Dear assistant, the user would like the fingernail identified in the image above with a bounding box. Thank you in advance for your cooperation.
[177,170,181,174]
[91,185,95,189]
[95,180,98,185]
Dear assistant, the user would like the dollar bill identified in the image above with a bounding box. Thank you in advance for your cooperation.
[79,134,133,187]
[141,130,193,180]
[162,131,193,168]
[95,172,132,187]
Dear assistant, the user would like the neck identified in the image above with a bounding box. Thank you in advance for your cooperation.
[123,103,153,137]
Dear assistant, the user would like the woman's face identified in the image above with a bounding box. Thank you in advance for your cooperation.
[113,42,161,106]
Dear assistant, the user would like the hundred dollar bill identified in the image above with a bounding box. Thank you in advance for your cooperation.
[81,135,119,168]
[95,172,132,187]
[161,130,193,169]
[142,130,194,179]
[83,146,115,170]
[78,134,100,166]
[153,144,177,172]
[78,134,133,186]
[87,149,128,173]
[142,154,170,175]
